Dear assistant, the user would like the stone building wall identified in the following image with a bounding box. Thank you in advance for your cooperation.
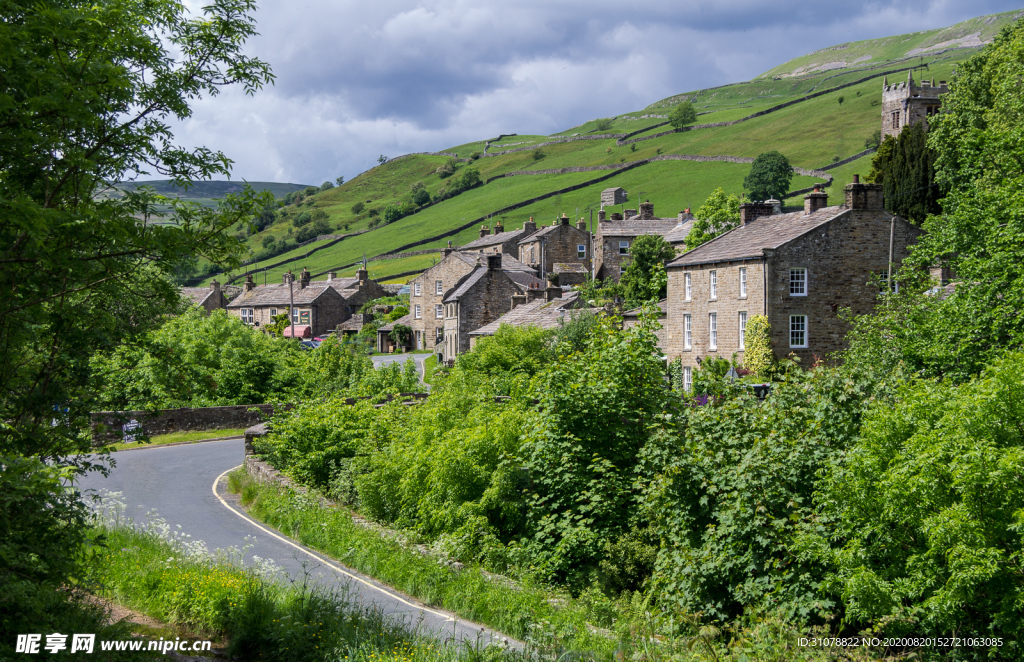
[443,269,522,361]
[91,404,282,442]
[409,253,474,351]
[518,219,591,278]
[881,74,947,140]
[663,261,767,369]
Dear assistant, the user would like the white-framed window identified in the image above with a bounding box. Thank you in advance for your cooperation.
[241,308,253,324]
[709,270,718,300]
[739,267,747,298]
[739,311,748,349]
[619,240,629,255]
[684,273,692,301]
[577,244,586,258]
[790,268,807,296]
[709,312,718,350]
[530,247,535,263]
[790,315,807,348]
[414,304,421,319]
[435,304,443,318]
[684,314,692,350]
[879,270,899,293]
[414,282,422,296]
[292,309,300,324]
[270,308,277,317]
[683,366,692,391]
[619,265,627,276]
[435,280,443,295]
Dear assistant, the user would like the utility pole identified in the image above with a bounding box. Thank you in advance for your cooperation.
[288,273,295,340]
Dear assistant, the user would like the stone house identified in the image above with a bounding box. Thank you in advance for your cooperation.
[459,218,538,255]
[180,280,228,314]
[594,201,687,281]
[407,249,541,352]
[226,267,384,337]
[440,254,528,362]
[377,313,413,353]
[517,213,592,280]
[662,178,924,389]
[467,290,598,348]
[882,72,948,140]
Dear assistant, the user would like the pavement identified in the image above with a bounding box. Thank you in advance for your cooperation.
[73,438,511,648]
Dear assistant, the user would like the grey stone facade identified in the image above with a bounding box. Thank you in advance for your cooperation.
[882,72,948,140]
[601,187,627,206]
[181,280,228,314]
[517,214,592,279]
[662,179,924,377]
[594,203,682,282]
[441,253,524,362]
[458,218,538,255]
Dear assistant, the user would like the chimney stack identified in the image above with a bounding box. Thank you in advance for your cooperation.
[526,282,544,302]
[493,219,504,234]
[610,212,624,220]
[299,268,310,289]
[243,276,254,292]
[803,185,829,215]
[211,279,221,293]
[523,217,536,235]
[598,209,606,222]
[577,217,587,231]
[326,271,336,282]
[479,225,489,239]
[545,284,562,302]
[356,267,368,284]
[559,213,570,226]
[443,240,453,257]
[284,271,293,286]
[739,201,775,225]
[678,209,694,221]
[844,174,884,211]
[486,253,502,271]
[510,293,527,309]
[639,200,654,220]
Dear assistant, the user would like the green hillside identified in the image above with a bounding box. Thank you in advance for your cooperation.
[196,11,1015,288]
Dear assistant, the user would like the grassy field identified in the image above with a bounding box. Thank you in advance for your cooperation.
[192,19,992,287]
[105,428,246,452]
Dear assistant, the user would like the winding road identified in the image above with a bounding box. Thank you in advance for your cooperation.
[74,438,508,648]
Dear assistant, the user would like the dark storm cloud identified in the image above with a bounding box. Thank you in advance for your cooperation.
[172,0,1024,183]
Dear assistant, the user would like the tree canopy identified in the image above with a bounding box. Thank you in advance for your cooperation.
[867,123,941,223]
[620,234,676,304]
[743,150,793,200]
[684,187,741,250]
[668,102,697,131]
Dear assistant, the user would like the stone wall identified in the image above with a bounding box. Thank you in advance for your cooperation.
[518,221,591,278]
[92,404,282,442]
[409,253,475,351]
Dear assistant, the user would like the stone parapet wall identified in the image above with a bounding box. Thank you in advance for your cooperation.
[92,404,283,442]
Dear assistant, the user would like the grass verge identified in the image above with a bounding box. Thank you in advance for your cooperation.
[106,428,246,452]
[422,354,438,385]
[88,496,523,662]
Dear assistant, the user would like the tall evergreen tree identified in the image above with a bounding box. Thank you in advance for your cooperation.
[867,123,941,223]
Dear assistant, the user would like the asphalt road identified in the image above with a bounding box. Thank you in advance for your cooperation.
[74,439,509,648]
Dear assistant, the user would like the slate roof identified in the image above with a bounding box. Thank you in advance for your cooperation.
[506,270,546,290]
[377,313,412,333]
[181,287,216,307]
[518,223,580,242]
[662,220,694,245]
[468,291,599,336]
[599,219,680,237]
[227,282,340,307]
[336,317,366,332]
[667,206,848,268]
[460,227,532,250]
[443,267,490,303]
[452,251,537,273]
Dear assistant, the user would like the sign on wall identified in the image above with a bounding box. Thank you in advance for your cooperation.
[299,310,310,324]
[122,419,143,443]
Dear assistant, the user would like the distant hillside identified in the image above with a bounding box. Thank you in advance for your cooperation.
[118,180,312,200]
[759,9,1022,79]
[194,10,1018,289]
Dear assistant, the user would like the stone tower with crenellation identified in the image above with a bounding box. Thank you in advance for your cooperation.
[881,71,948,140]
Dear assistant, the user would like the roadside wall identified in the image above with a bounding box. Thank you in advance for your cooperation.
[91,404,283,442]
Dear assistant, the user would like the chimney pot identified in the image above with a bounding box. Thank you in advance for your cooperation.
[479,225,489,239]
[545,285,561,302]
[598,209,607,222]
[243,276,254,292]
[486,253,502,270]
[853,174,860,184]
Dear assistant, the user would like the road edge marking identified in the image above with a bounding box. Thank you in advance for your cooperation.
[212,465,454,622]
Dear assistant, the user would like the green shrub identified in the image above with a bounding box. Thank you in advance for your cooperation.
[412,187,430,206]
[351,201,365,214]
[292,210,312,227]
[743,315,773,379]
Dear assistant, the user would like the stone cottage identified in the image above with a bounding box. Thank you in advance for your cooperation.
[407,249,542,352]
[594,201,688,281]
[662,178,924,389]
[517,213,592,281]
[458,218,538,255]
[180,280,229,314]
[467,289,598,348]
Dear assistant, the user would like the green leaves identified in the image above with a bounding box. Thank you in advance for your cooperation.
[743,151,793,201]
[620,234,675,305]
[684,187,741,250]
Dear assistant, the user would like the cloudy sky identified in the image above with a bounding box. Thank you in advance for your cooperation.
[171,1,1024,185]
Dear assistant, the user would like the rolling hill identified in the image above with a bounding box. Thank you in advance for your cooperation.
[191,9,1021,287]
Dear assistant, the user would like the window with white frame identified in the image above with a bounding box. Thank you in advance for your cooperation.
[739,267,747,298]
[436,328,444,343]
[619,240,629,255]
[739,311,748,349]
[709,312,718,350]
[241,308,253,324]
[620,265,627,276]
[414,304,421,319]
[878,270,899,293]
[435,280,443,295]
[577,244,586,258]
[270,308,277,317]
[684,273,692,301]
[790,268,807,296]
[292,309,300,324]
[530,247,535,263]
[414,282,422,296]
[684,314,692,350]
[683,366,692,391]
[709,270,718,299]
[435,304,443,318]
[790,315,807,348]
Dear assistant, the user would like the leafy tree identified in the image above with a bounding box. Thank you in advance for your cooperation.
[532,149,545,161]
[743,150,793,200]
[668,101,697,131]
[262,235,277,249]
[292,211,312,227]
[335,176,345,186]
[388,324,412,347]
[864,128,881,150]
[595,118,614,132]
[352,201,366,215]
[456,324,553,380]
[620,234,675,304]
[743,315,774,378]
[684,187,741,249]
[412,188,431,206]
[436,158,457,178]
[377,155,388,165]
[320,181,334,191]
[382,203,414,224]
[295,218,330,242]
[866,123,940,223]
[303,186,318,196]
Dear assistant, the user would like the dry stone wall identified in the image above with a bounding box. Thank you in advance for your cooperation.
[92,404,284,442]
